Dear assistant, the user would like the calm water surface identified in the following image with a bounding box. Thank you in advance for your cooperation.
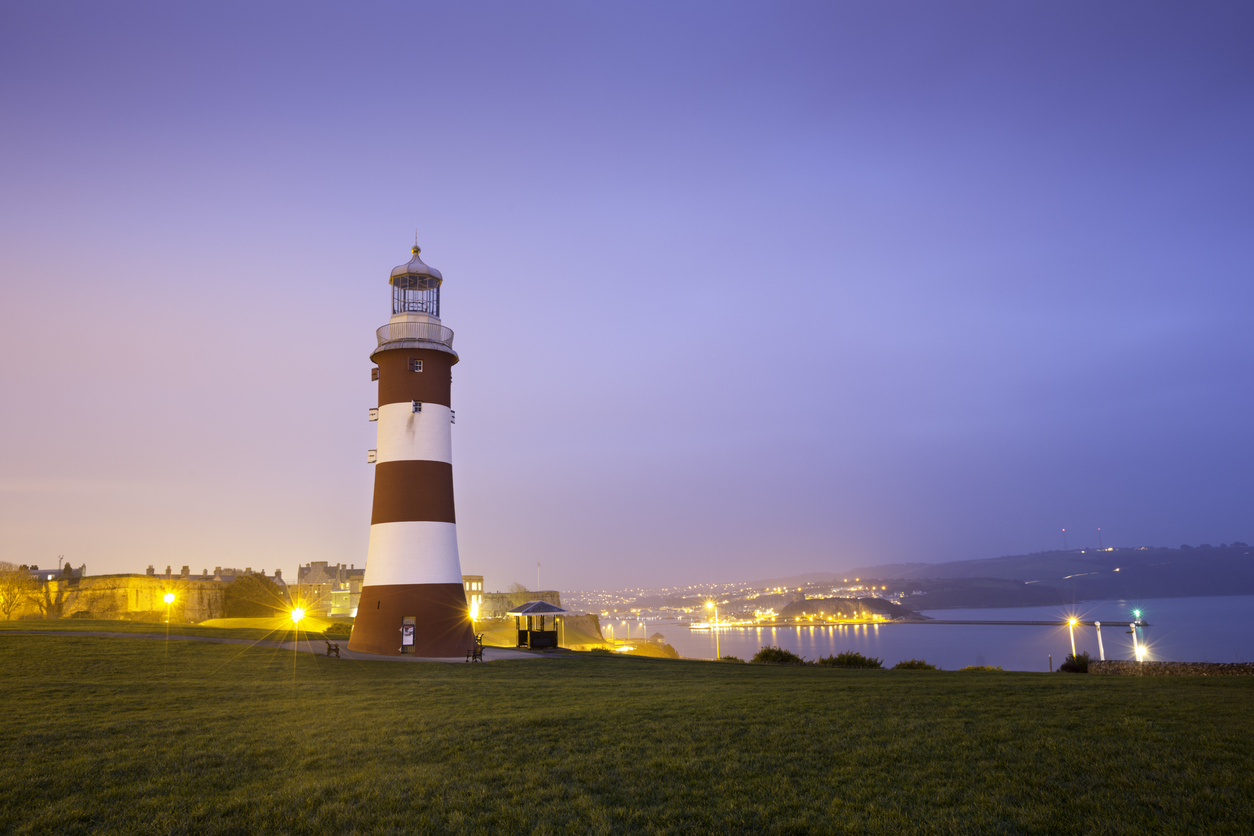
[607,595,1254,671]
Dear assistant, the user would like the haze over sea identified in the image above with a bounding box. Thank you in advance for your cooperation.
[638,596,1254,671]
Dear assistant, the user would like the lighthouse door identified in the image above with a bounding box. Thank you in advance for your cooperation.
[400,616,416,653]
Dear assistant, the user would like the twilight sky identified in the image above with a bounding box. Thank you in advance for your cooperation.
[2,2,1252,592]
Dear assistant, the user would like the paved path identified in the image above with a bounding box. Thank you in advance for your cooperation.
[283,637,551,663]
[1,630,556,663]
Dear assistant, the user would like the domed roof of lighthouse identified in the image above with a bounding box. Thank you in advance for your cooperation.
[389,244,443,287]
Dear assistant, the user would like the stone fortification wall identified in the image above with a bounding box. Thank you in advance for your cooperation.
[560,614,607,649]
[1090,660,1254,676]
[12,575,226,623]
[479,590,562,619]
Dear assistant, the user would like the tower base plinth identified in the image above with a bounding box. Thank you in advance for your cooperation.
[348,583,474,657]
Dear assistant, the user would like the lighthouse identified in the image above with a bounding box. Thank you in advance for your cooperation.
[347,244,475,657]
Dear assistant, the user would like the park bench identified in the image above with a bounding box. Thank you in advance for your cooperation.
[466,633,484,663]
[324,639,341,658]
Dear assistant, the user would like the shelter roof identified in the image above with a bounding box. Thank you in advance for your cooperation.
[506,600,569,616]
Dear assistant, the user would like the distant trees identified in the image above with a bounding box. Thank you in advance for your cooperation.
[505,582,533,608]
[223,573,285,618]
[1059,652,1091,674]
[0,562,35,620]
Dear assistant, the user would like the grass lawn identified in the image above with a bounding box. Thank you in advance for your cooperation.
[2,630,1251,835]
[0,618,297,643]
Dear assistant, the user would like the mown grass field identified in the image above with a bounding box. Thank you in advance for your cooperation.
[0,618,296,643]
[2,628,1251,835]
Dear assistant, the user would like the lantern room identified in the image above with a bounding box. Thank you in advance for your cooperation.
[389,245,443,318]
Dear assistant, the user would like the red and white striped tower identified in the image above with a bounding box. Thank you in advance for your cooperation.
[347,244,474,657]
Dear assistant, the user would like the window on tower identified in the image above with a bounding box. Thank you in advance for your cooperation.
[409,358,423,372]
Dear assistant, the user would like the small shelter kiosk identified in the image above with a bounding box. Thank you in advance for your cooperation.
[507,600,568,649]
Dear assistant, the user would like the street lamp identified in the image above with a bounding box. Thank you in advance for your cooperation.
[1068,617,1077,657]
[291,607,305,625]
[706,601,719,658]
[1130,610,1146,661]
[163,592,175,623]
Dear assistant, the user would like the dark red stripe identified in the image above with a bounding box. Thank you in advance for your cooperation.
[375,348,454,408]
[348,583,474,657]
[371,460,456,524]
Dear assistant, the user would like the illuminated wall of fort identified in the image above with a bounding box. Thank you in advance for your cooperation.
[9,575,227,622]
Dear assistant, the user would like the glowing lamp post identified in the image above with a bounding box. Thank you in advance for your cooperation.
[163,592,175,623]
[1095,621,1105,661]
[1130,610,1146,662]
[291,607,306,625]
[706,601,719,659]
[1068,618,1077,657]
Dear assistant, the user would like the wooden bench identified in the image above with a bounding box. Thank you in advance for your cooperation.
[466,633,484,663]
[324,639,341,658]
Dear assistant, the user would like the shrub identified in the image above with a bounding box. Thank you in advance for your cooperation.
[751,646,807,665]
[817,651,883,669]
[893,659,938,670]
[958,665,1004,672]
[222,573,284,618]
[588,647,615,655]
[323,622,352,637]
[718,655,744,663]
[1059,651,1091,673]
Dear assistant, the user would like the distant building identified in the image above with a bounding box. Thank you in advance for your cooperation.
[144,565,288,589]
[21,563,85,582]
[295,562,364,617]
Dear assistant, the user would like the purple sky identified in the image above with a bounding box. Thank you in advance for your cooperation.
[2,2,1252,591]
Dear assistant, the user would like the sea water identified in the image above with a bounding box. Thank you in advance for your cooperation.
[626,595,1254,671]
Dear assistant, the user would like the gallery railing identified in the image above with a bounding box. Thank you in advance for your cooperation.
[376,322,455,348]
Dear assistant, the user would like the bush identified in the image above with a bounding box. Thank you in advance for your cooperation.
[718,655,744,663]
[817,651,883,669]
[958,665,1004,672]
[751,646,807,665]
[587,647,615,655]
[1059,651,1091,673]
[222,573,285,618]
[323,622,352,637]
[893,659,938,670]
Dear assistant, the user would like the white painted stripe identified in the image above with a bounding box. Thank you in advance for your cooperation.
[374,402,453,464]
[362,521,463,586]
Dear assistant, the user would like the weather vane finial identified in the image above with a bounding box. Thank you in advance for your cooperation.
[412,229,420,256]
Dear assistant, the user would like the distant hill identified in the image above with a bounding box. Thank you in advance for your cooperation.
[829,543,1254,608]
